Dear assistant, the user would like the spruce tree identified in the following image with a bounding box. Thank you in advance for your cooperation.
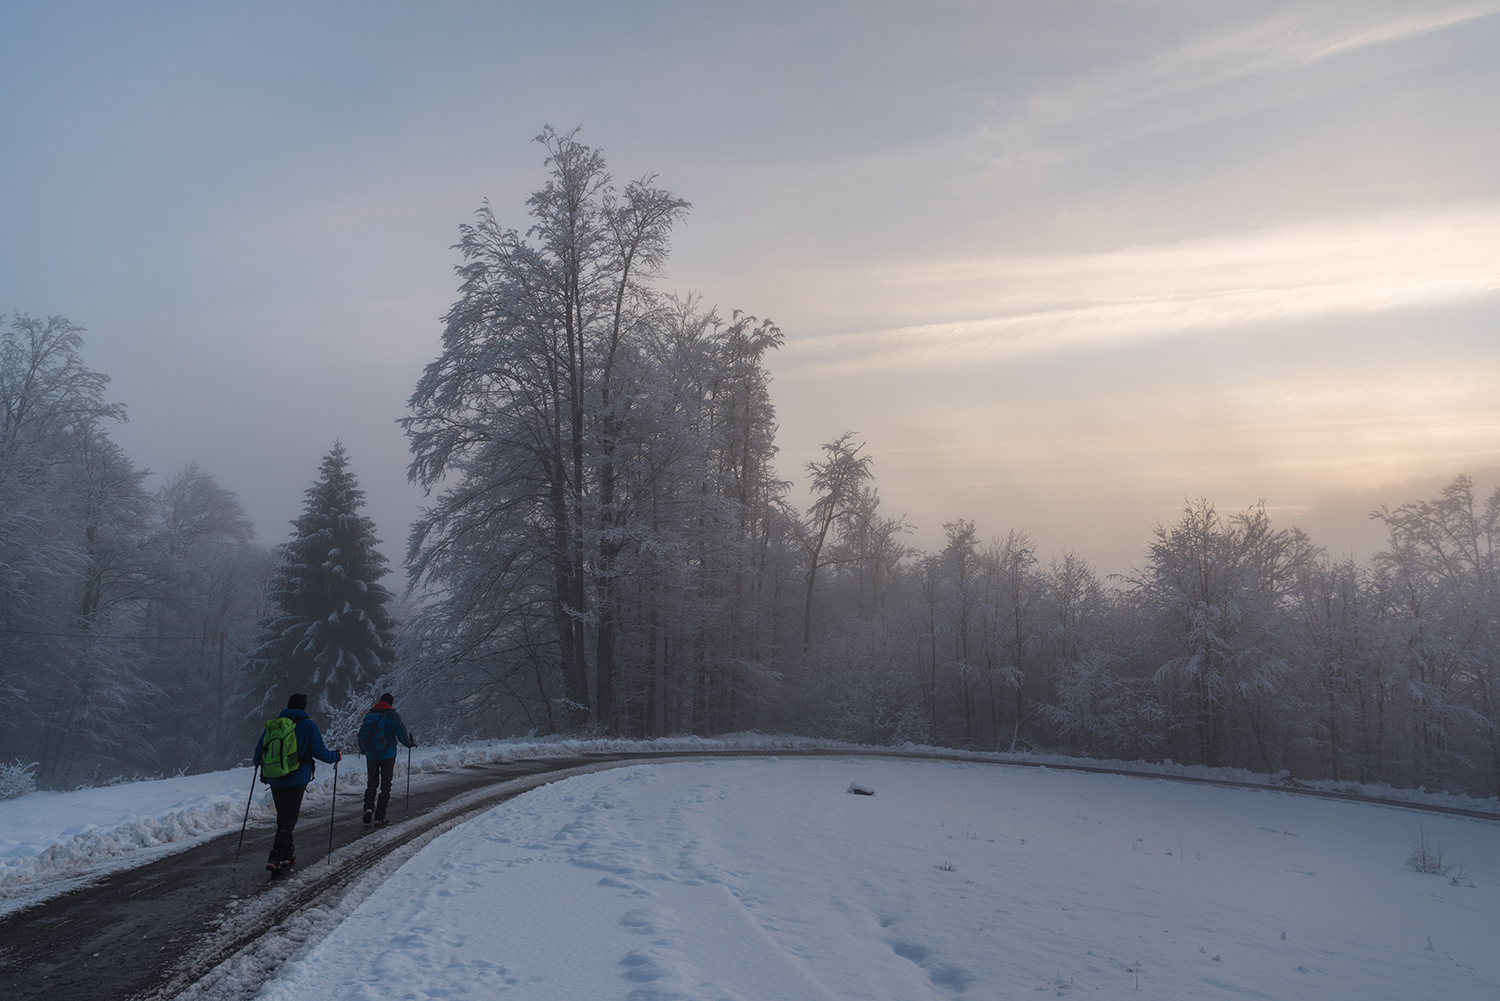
[247,442,396,713]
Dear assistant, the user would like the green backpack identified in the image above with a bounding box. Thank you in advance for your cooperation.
[259,717,301,779]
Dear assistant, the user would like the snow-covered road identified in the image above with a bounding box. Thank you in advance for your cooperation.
[254,757,1500,1000]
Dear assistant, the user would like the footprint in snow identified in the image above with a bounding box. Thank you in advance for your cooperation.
[621,907,678,936]
[889,939,974,993]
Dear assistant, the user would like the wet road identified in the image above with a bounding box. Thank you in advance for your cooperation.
[0,754,603,1001]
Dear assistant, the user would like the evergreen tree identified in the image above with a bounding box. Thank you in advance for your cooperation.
[247,442,396,712]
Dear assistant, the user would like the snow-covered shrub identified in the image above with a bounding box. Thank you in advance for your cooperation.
[1039,650,1165,760]
[323,684,383,755]
[1405,821,1457,875]
[813,621,931,745]
[0,760,38,800]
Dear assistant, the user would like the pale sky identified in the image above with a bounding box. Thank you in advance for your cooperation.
[3,1,1498,577]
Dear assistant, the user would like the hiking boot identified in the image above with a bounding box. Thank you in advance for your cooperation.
[374,818,390,827]
[363,810,373,825]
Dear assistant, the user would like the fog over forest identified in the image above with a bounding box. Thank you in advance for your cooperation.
[3,3,1499,798]
[6,130,1500,802]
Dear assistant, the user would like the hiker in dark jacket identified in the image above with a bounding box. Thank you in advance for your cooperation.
[358,692,415,826]
[252,693,341,874]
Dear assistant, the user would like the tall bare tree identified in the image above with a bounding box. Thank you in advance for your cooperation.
[800,432,873,651]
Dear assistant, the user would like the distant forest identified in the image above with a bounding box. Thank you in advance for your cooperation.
[4,129,1498,799]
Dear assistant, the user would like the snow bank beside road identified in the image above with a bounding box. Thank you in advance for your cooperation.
[0,770,267,912]
[401,733,1500,816]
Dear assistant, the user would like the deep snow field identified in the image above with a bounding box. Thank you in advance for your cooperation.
[253,757,1500,1001]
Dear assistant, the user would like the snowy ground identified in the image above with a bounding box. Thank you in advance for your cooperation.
[3,734,1497,923]
[253,757,1500,1001]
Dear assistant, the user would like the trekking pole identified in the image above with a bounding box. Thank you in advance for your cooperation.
[232,764,259,879]
[328,756,338,865]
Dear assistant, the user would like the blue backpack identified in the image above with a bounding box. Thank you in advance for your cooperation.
[358,710,396,755]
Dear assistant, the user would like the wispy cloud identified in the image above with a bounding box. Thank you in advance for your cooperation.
[783,203,1500,372]
[1027,1,1500,128]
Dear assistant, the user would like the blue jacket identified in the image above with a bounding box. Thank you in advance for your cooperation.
[253,708,341,786]
[358,704,414,761]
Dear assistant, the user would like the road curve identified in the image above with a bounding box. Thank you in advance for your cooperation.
[0,748,1491,1001]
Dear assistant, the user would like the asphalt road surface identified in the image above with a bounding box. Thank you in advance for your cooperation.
[0,753,630,1001]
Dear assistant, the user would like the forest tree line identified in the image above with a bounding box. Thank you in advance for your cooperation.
[0,315,271,783]
[4,129,1499,798]
[392,129,1500,798]
[0,313,399,788]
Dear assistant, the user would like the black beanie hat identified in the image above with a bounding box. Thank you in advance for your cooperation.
[287,693,308,710]
[380,692,395,704]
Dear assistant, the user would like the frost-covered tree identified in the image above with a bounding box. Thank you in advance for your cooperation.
[406,128,690,731]
[800,432,874,651]
[1126,499,1318,768]
[982,530,1043,752]
[144,463,267,767]
[0,315,166,782]
[405,129,803,738]
[0,316,125,709]
[611,303,789,736]
[247,443,396,713]
[821,486,911,621]
[32,424,163,783]
[1287,554,1386,783]
[1372,475,1500,793]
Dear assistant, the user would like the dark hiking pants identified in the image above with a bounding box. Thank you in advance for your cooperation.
[364,757,396,821]
[269,783,307,863]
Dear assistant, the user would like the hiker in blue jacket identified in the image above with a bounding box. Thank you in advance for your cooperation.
[358,692,415,826]
[253,692,341,874]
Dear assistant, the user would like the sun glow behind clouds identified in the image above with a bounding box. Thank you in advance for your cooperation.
[783,203,1500,372]
[784,359,1500,573]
